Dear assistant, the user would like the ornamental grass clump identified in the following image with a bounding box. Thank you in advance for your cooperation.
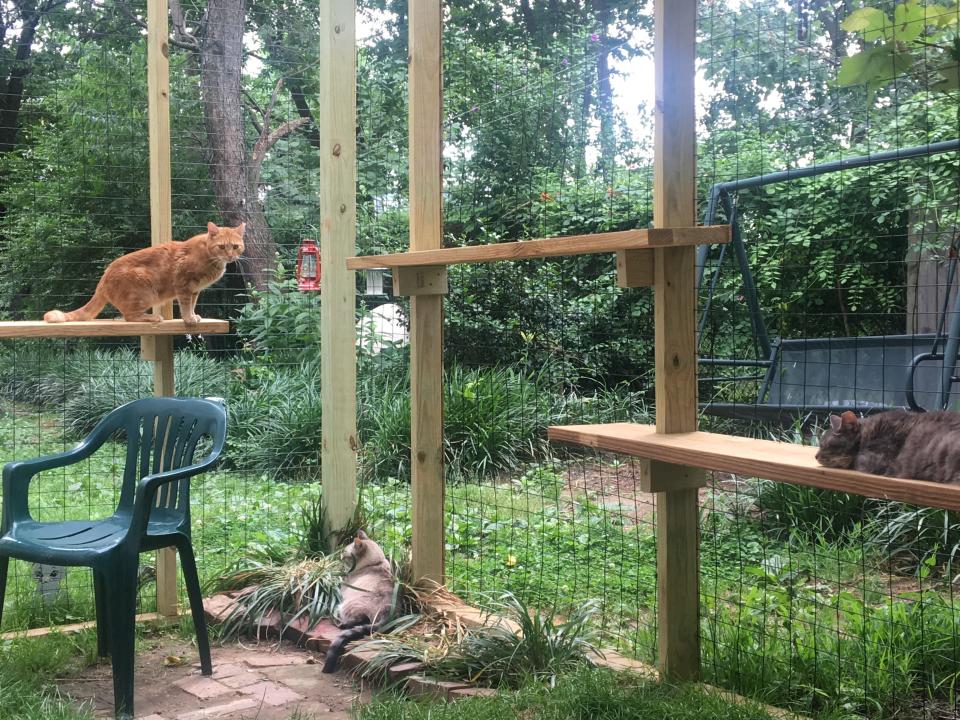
[207,549,342,642]
[359,591,602,689]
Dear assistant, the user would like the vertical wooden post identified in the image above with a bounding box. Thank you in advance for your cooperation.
[319,0,359,539]
[409,0,445,585]
[653,0,702,681]
[145,0,178,617]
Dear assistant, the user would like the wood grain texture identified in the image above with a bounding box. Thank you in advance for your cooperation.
[548,423,960,512]
[616,249,654,288]
[409,0,445,586]
[651,0,700,682]
[147,0,178,617]
[657,485,699,679]
[640,460,704,493]
[0,613,171,641]
[393,266,448,296]
[0,320,229,338]
[655,245,697,433]
[319,0,359,539]
[347,226,730,270]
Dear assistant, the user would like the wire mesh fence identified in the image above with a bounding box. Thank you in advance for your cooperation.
[0,0,959,718]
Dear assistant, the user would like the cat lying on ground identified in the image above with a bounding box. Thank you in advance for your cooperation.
[44,222,244,324]
[323,530,396,673]
[816,409,960,483]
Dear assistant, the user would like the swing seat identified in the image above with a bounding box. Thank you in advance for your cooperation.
[0,397,227,719]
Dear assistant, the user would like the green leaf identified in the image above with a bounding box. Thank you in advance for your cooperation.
[893,1,927,43]
[842,7,891,41]
[838,50,874,86]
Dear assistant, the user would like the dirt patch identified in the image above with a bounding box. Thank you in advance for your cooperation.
[59,631,371,719]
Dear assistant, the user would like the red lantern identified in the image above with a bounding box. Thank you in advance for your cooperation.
[296,239,321,291]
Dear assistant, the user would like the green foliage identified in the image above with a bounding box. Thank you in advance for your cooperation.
[751,481,875,544]
[360,666,781,720]
[436,592,602,688]
[207,550,343,642]
[361,591,602,690]
[704,570,960,717]
[0,632,97,720]
[234,264,321,363]
[839,2,960,94]
[864,503,960,574]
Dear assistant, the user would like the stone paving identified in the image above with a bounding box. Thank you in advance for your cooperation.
[60,637,371,720]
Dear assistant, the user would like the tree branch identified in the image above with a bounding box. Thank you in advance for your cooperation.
[249,117,310,187]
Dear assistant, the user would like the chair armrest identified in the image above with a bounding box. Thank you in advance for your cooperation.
[127,453,222,539]
[2,436,107,526]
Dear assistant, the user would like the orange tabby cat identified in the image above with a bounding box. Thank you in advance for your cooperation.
[44,222,245,324]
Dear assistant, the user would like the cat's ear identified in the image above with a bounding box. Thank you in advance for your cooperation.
[356,530,369,540]
[238,222,246,235]
[829,414,842,432]
[207,222,219,237]
[839,410,860,432]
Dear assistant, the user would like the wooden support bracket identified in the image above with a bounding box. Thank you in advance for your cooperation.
[394,266,448,296]
[617,249,655,288]
[640,460,705,493]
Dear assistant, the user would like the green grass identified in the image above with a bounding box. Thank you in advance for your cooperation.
[0,630,97,720]
[1,405,959,717]
[359,666,784,720]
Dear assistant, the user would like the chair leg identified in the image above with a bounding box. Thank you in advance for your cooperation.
[93,571,110,658]
[177,541,212,676]
[106,566,138,720]
[0,555,8,631]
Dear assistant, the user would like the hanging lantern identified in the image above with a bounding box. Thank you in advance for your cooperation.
[296,239,321,291]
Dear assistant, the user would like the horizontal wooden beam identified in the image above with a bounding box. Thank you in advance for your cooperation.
[0,319,229,338]
[0,612,173,641]
[548,423,960,512]
[346,226,730,270]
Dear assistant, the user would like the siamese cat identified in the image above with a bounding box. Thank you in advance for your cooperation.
[322,531,396,673]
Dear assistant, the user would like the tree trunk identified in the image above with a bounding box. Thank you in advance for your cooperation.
[0,3,43,154]
[906,205,958,334]
[200,0,276,290]
[592,0,615,180]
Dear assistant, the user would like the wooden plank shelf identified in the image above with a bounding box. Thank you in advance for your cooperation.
[548,422,960,512]
[346,226,731,270]
[0,319,229,338]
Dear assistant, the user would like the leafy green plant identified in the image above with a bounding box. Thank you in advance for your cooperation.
[865,503,960,574]
[207,549,342,642]
[433,592,602,688]
[234,263,322,362]
[751,480,875,544]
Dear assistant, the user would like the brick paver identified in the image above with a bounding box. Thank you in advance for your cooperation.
[172,676,233,701]
[238,680,305,706]
[175,698,259,720]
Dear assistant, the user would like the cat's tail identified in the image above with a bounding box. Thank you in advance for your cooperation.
[44,290,108,323]
[322,620,385,673]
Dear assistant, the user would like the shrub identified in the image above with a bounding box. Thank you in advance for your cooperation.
[226,362,323,479]
[60,349,227,436]
[234,263,321,363]
[864,504,960,575]
[750,481,875,544]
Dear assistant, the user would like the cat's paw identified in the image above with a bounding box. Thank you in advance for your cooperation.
[184,313,202,325]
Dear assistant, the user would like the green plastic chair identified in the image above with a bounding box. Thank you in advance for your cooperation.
[0,397,227,719]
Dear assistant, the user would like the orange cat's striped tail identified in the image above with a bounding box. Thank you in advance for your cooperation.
[44,290,108,323]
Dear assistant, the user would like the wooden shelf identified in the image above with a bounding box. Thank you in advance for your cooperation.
[548,422,960,512]
[0,319,229,338]
[346,226,731,270]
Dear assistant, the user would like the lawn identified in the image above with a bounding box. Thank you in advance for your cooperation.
[0,409,958,718]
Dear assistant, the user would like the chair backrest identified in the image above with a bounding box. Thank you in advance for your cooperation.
[100,397,227,516]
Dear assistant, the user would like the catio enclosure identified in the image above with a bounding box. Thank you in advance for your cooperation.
[2,0,960,718]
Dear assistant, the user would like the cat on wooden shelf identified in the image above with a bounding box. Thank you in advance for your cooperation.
[816,409,960,483]
[43,222,245,324]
